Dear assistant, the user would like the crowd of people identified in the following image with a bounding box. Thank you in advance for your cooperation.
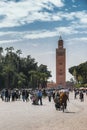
[1,88,68,111]
[1,89,29,102]
[0,88,86,112]
[74,88,87,102]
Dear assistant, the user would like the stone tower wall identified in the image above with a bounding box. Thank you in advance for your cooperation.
[56,38,66,87]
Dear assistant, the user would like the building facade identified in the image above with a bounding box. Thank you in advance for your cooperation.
[56,36,66,87]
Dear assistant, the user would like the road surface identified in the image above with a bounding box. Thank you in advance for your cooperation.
[0,92,87,130]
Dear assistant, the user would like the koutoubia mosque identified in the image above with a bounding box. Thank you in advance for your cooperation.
[47,36,66,88]
[56,36,66,87]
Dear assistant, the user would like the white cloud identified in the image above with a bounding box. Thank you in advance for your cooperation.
[32,43,38,47]
[0,0,64,27]
[0,39,22,44]
[0,0,87,28]
[66,37,87,45]
[24,30,57,39]
[0,24,84,42]
[24,26,78,39]
[80,18,87,24]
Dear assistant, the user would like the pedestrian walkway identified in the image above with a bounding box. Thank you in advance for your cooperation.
[0,92,87,130]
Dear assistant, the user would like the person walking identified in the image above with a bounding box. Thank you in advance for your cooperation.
[5,89,9,102]
[37,89,43,105]
[48,91,52,102]
[79,91,84,102]
[22,89,26,102]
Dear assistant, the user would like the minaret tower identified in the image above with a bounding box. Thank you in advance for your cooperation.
[56,36,66,87]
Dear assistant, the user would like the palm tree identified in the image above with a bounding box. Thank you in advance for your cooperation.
[2,64,15,88]
[17,72,27,88]
[9,47,14,53]
[5,47,9,54]
[29,70,38,89]
[0,47,3,62]
[16,49,22,57]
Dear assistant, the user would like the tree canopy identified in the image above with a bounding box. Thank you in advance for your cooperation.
[69,61,87,87]
[0,47,52,89]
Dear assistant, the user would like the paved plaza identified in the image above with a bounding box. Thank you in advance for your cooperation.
[0,92,87,130]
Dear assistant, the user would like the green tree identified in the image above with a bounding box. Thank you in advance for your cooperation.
[0,47,52,89]
[0,47,3,62]
[69,61,87,87]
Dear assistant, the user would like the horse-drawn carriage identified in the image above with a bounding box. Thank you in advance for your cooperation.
[54,90,69,112]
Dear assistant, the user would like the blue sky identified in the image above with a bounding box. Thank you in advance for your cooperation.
[0,0,87,82]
